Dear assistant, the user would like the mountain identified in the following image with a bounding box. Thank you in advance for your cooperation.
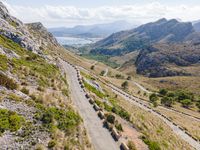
[88,18,195,56]
[135,43,200,77]
[0,2,86,149]
[49,20,136,38]
[193,21,200,32]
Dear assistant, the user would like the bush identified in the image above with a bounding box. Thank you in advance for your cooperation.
[21,87,29,95]
[142,136,161,150]
[128,141,137,150]
[149,93,159,107]
[115,123,123,132]
[112,106,131,121]
[159,89,168,96]
[115,74,124,79]
[106,114,115,124]
[0,109,25,135]
[90,65,95,70]
[180,99,192,108]
[121,81,128,89]
[48,140,56,148]
[37,107,81,133]
[0,73,18,90]
[161,96,173,107]
[127,76,131,80]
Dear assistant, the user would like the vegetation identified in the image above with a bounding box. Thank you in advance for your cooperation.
[141,136,161,150]
[112,105,131,121]
[115,74,125,79]
[100,70,105,76]
[81,54,120,68]
[90,65,95,70]
[127,141,137,150]
[83,81,105,98]
[121,81,128,90]
[106,114,115,124]
[149,93,158,107]
[0,109,25,135]
[35,106,81,134]
[21,87,29,95]
[0,54,9,71]
[0,73,18,90]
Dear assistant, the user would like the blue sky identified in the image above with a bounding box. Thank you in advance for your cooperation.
[3,0,200,27]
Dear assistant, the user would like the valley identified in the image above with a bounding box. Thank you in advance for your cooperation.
[0,1,200,150]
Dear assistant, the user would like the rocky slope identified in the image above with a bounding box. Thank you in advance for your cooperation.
[135,43,200,77]
[0,2,90,149]
[88,18,195,56]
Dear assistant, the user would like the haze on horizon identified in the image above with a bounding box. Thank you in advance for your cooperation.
[2,0,200,28]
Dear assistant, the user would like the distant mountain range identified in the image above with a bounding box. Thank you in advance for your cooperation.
[193,21,200,32]
[83,18,200,77]
[48,21,137,38]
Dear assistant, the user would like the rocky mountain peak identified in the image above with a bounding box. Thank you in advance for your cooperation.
[0,2,9,19]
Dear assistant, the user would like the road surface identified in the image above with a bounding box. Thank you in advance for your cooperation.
[60,60,119,150]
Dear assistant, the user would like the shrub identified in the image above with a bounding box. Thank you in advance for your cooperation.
[142,136,161,150]
[115,123,123,132]
[159,89,168,96]
[37,107,81,133]
[112,105,131,121]
[48,140,56,148]
[90,65,95,70]
[121,81,128,89]
[180,99,192,108]
[21,87,29,95]
[100,70,105,76]
[127,76,131,80]
[161,96,173,107]
[128,141,137,150]
[106,114,115,124]
[0,109,25,135]
[115,74,124,79]
[0,73,18,90]
[149,93,158,102]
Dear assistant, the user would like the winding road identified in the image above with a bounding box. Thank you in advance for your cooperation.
[60,60,119,150]
[76,65,200,150]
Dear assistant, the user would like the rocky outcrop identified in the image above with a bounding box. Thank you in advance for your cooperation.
[0,2,41,54]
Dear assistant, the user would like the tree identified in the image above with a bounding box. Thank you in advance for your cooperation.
[159,89,168,96]
[121,81,128,89]
[161,96,173,107]
[149,93,159,107]
[90,65,95,70]
[180,99,192,108]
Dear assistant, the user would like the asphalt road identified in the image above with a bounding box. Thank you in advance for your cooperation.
[60,60,119,150]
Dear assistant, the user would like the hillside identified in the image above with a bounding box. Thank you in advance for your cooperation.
[49,20,136,38]
[0,2,90,149]
[193,21,200,32]
[88,18,195,56]
[135,43,200,77]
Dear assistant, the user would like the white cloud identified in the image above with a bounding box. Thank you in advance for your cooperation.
[3,2,200,27]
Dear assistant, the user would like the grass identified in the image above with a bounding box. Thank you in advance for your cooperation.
[83,81,105,98]
[0,109,25,135]
[81,54,120,68]
[0,73,18,90]
[0,35,26,56]
[0,54,9,71]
